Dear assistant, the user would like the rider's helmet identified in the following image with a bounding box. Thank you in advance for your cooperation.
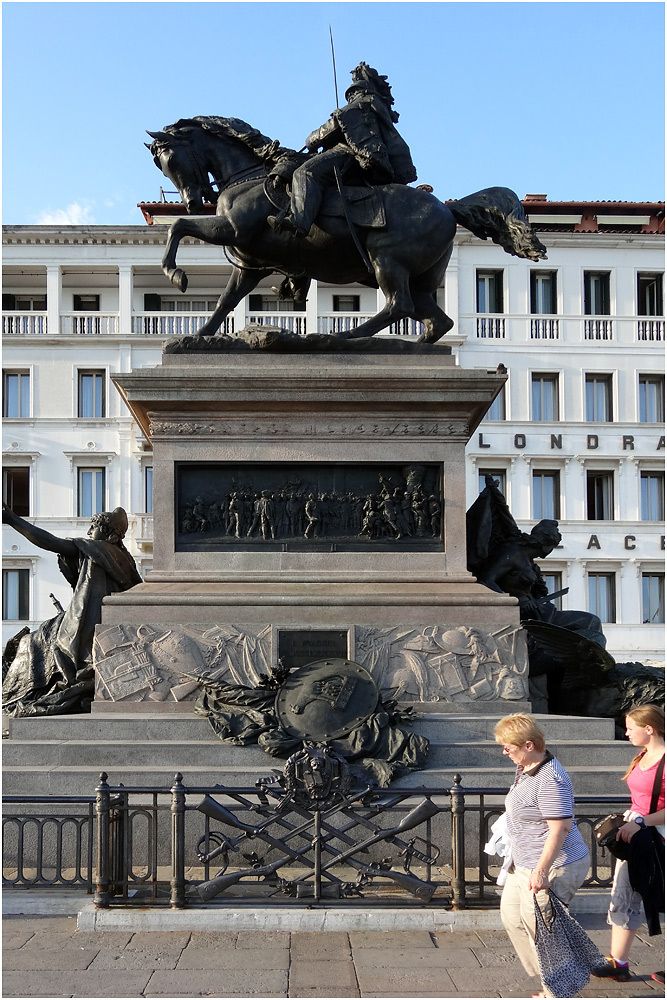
[344,63,398,118]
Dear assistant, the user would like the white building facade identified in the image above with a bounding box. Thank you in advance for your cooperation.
[2,197,664,665]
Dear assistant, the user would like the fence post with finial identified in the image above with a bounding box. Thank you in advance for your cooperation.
[450,773,466,910]
[170,772,186,908]
[94,772,111,909]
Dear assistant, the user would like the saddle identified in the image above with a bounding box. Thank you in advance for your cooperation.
[265,175,386,230]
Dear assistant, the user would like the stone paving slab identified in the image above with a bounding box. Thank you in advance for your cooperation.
[144,969,289,995]
[87,947,181,971]
[354,945,481,968]
[234,929,290,948]
[354,966,457,993]
[2,971,152,997]
[349,929,435,949]
[176,945,290,969]
[2,928,36,949]
[3,946,101,971]
[291,929,351,957]
[289,958,359,989]
[470,945,522,968]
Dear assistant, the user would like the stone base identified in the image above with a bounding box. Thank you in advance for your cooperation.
[94,590,527,706]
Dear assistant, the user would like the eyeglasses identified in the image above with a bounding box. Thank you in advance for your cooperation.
[501,743,529,754]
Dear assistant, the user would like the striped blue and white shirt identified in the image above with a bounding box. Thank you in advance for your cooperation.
[505,751,589,869]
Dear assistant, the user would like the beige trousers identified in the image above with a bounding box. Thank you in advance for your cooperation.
[500,856,590,986]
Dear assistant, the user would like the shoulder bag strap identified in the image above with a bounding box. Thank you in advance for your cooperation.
[649,754,665,815]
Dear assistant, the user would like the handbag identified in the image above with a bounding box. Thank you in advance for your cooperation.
[533,890,604,998]
[593,813,628,860]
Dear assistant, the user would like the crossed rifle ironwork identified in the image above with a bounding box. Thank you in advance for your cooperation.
[194,786,442,902]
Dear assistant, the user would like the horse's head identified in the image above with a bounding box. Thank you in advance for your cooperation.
[146,127,216,212]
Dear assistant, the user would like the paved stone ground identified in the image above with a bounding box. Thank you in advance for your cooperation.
[2,914,665,998]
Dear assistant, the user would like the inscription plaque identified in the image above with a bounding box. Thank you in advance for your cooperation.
[176,462,443,552]
[278,629,349,669]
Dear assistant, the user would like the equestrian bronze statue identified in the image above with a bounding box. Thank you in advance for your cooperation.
[147,62,546,344]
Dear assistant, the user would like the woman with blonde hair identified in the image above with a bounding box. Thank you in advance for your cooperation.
[494,712,589,998]
[592,703,665,985]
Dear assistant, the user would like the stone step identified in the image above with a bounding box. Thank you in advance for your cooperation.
[6,711,617,743]
[1,763,626,798]
[1,737,634,771]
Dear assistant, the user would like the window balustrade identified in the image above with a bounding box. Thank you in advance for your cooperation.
[131,312,234,337]
[476,315,506,339]
[2,312,48,336]
[60,313,119,336]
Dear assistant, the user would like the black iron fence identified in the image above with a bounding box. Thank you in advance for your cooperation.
[3,795,95,891]
[3,774,627,909]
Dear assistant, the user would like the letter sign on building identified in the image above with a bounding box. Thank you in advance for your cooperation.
[587,434,599,449]
[587,534,601,550]
[624,535,636,550]
[623,435,635,450]
[514,434,526,449]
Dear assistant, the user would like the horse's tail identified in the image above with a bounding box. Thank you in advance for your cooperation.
[448,187,547,262]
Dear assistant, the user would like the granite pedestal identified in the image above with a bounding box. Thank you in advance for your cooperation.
[99,343,526,707]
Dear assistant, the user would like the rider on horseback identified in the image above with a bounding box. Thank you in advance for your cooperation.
[268,63,417,238]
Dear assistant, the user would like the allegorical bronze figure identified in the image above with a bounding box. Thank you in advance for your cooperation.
[147,62,547,345]
[466,477,664,728]
[2,505,141,716]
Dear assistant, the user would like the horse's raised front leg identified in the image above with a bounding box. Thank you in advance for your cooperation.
[198,266,271,337]
[161,216,236,293]
[345,255,414,339]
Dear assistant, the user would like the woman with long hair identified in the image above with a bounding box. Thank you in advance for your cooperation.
[593,703,665,984]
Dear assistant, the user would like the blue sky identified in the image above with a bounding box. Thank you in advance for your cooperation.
[3,1,664,225]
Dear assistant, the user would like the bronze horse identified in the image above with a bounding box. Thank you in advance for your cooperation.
[148,116,546,342]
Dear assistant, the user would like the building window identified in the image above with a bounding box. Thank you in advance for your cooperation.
[144,465,153,514]
[73,294,100,311]
[77,467,105,517]
[78,370,106,418]
[3,467,30,516]
[637,273,663,316]
[642,573,665,624]
[485,385,506,421]
[586,470,614,520]
[3,568,29,620]
[162,297,219,312]
[640,472,665,521]
[14,295,47,311]
[541,571,563,610]
[332,295,360,312]
[588,572,616,623]
[585,375,613,422]
[531,374,559,421]
[530,271,557,314]
[584,272,611,315]
[639,375,665,423]
[532,470,560,519]
[479,469,506,495]
[3,370,30,418]
[247,294,296,313]
[476,270,504,313]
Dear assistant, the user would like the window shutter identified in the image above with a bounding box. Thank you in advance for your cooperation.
[2,293,16,310]
[144,293,161,311]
